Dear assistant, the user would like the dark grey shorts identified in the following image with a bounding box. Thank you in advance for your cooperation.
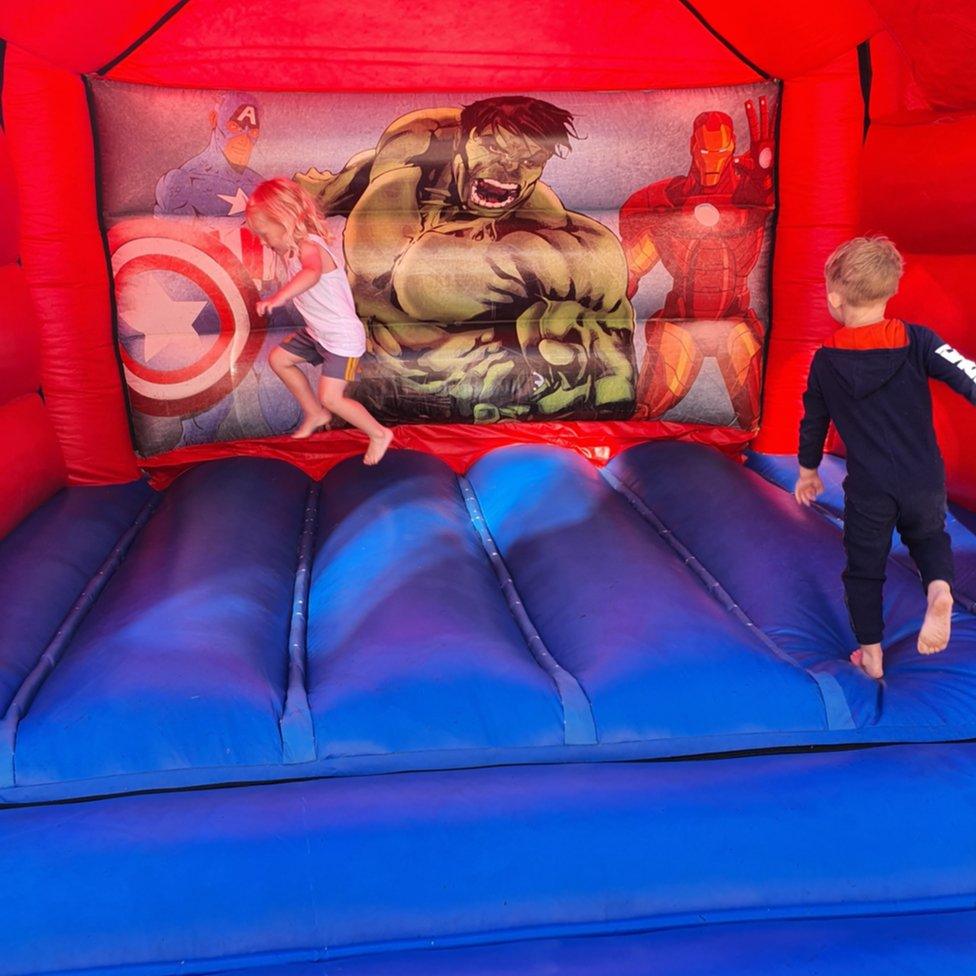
[280,329,360,380]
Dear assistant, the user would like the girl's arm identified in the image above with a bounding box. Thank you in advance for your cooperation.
[257,240,337,313]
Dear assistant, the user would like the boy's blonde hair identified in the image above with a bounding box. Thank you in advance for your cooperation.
[824,236,904,306]
[245,177,331,249]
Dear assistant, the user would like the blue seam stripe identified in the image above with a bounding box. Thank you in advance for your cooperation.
[0,492,163,787]
[457,475,597,746]
[280,479,321,764]
[601,467,855,732]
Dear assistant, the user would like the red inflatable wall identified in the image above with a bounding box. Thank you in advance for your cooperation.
[859,40,976,508]
[753,51,865,455]
[3,47,139,484]
[0,122,66,537]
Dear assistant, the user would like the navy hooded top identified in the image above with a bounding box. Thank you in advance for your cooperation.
[798,323,976,493]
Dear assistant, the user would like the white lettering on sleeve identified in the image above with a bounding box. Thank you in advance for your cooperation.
[936,343,976,380]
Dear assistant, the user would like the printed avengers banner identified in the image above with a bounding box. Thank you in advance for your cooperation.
[89,80,778,455]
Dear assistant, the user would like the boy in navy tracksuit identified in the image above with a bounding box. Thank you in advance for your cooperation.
[795,237,976,679]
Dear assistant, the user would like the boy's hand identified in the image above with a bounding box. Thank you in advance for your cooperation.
[794,467,824,507]
[256,297,280,317]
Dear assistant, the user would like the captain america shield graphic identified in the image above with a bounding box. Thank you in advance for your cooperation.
[110,218,264,418]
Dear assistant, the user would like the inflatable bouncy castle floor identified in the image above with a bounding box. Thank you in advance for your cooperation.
[4,441,976,974]
[2,2,976,974]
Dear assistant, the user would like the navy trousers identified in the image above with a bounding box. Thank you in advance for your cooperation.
[842,487,954,645]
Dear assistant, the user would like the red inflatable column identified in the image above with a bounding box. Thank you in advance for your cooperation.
[861,110,976,509]
[0,124,67,538]
[753,50,864,453]
[3,46,139,484]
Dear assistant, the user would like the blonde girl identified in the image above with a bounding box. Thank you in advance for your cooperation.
[245,178,393,464]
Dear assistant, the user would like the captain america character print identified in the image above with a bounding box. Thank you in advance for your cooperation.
[154,92,264,217]
[144,90,301,451]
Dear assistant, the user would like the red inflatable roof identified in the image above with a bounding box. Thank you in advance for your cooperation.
[3,2,973,106]
[2,0,882,86]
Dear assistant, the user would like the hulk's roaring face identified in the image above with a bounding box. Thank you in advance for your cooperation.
[452,96,577,218]
[458,127,551,214]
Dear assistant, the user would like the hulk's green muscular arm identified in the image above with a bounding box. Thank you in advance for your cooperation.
[498,219,636,418]
[390,208,636,418]
[295,109,457,216]
[517,292,635,418]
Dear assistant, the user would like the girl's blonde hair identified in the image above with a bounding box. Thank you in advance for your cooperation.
[245,177,331,249]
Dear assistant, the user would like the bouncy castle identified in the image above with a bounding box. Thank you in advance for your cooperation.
[1,1,976,972]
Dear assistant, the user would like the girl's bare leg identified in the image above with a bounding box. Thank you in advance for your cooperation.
[319,377,393,465]
[270,347,331,438]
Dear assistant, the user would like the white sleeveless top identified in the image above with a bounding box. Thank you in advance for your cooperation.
[287,234,367,358]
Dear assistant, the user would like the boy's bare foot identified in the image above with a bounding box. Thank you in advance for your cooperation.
[364,428,393,465]
[918,581,953,654]
[291,410,332,439]
[850,643,884,679]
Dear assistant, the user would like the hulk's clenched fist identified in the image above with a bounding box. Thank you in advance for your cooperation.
[297,96,636,423]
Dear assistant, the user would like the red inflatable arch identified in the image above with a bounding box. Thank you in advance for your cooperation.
[1,0,974,521]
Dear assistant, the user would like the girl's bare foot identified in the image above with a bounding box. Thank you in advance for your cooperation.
[918,581,953,654]
[850,643,884,679]
[364,428,393,465]
[291,410,332,439]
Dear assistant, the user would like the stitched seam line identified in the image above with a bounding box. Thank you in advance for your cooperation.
[0,491,163,786]
[280,480,321,764]
[601,467,854,732]
[457,475,597,746]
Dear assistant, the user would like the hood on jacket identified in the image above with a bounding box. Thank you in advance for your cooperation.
[820,345,910,400]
